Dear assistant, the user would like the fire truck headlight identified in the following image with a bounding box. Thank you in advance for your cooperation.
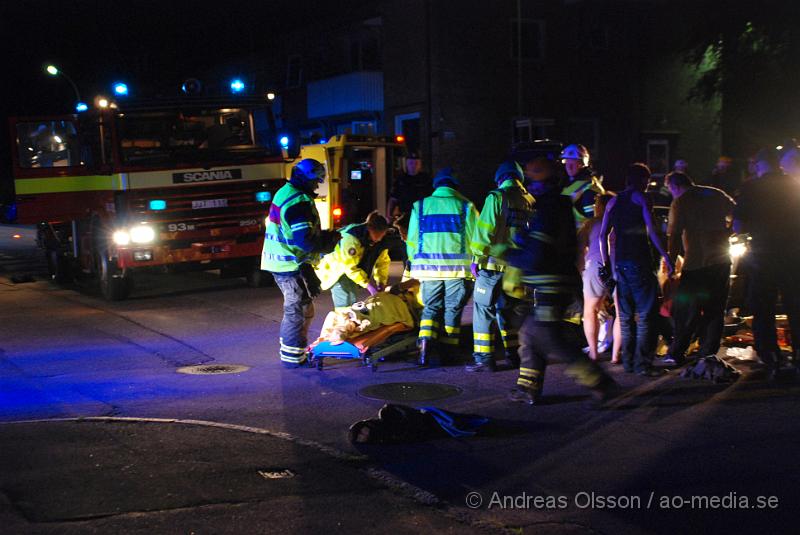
[130,225,156,244]
[113,230,131,246]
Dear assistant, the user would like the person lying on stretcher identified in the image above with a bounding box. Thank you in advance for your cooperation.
[318,280,422,344]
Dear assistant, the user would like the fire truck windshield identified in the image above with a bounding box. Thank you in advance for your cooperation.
[117,108,272,166]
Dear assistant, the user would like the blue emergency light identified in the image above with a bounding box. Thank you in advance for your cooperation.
[113,82,129,96]
[279,136,290,149]
[319,138,328,144]
[255,191,272,203]
[148,199,167,210]
[75,102,89,112]
[230,78,245,93]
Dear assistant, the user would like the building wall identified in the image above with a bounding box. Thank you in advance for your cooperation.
[383,0,663,200]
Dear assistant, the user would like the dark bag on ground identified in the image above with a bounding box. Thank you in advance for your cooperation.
[681,355,740,383]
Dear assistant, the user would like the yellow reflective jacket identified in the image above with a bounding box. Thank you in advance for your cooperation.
[316,223,390,290]
[406,187,479,280]
[470,178,535,271]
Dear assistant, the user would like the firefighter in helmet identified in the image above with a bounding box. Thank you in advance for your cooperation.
[504,157,616,405]
[560,144,605,228]
[466,160,534,372]
[406,168,479,366]
[316,211,391,311]
[261,158,340,367]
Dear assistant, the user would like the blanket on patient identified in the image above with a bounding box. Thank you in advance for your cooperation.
[319,292,417,344]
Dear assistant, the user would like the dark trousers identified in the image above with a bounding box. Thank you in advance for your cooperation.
[273,265,320,365]
[419,279,473,348]
[472,269,521,363]
[670,263,730,363]
[517,313,609,394]
[615,261,659,373]
[746,254,800,365]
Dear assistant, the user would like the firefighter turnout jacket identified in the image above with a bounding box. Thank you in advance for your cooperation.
[470,178,535,271]
[503,189,581,321]
[261,181,322,273]
[316,223,390,290]
[407,186,479,280]
[562,168,605,228]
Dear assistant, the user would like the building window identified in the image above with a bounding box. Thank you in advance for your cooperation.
[511,19,545,60]
[286,55,303,88]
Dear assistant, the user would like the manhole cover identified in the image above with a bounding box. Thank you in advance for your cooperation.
[176,364,250,375]
[358,382,462,402]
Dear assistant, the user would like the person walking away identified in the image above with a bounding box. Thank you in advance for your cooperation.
[262,159,340,367]
[316,212,391,311]
[664,171,735,366]
[599,163,674,377]
[733,148,800,379]
[466,161,535,372]
[578,193,621,362]
[407,168,478,366]
[560,144,606,228]
[502,158,616,405]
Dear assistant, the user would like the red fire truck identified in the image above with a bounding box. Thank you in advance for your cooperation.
[9,97,407,300]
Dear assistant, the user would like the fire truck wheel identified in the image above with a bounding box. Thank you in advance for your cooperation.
[99,253,133,301]
[46,249,73,284]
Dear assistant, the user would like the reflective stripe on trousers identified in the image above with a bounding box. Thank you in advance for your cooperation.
[273,270,315,364]
[418,279,473,345]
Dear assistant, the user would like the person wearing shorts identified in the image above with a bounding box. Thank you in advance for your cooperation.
[578,193,620,362]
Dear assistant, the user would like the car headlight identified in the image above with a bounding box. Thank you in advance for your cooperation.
[130,225,156,244]
[729,242,747,259]
[113,230,130,246]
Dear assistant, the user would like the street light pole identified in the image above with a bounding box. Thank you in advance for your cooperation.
[45,64,82,105]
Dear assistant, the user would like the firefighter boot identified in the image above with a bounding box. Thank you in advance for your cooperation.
[509,369,544,405]
[418,338,437,367]
[508,385,542,405]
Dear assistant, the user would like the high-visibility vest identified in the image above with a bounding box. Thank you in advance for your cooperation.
[260,181,321,273]
[406,186,479,280]
[316,223,390,290]
[470,178,534,271]
[562,175,604,227]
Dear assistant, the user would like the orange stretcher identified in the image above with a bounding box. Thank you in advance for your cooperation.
[308,322,417,371]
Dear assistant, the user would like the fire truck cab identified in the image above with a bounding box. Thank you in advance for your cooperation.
[9,99,406,300]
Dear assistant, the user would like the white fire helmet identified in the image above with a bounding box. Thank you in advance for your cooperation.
[560,144,590,166]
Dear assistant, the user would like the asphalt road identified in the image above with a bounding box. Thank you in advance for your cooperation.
[1,224,798,535]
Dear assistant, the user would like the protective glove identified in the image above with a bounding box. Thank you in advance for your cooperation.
[470,262,479,279]
[366,283,379,296]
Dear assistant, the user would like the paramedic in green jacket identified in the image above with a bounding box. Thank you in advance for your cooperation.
[407,168,479,366]
[466,161,534,372]
[261,159,339,367]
